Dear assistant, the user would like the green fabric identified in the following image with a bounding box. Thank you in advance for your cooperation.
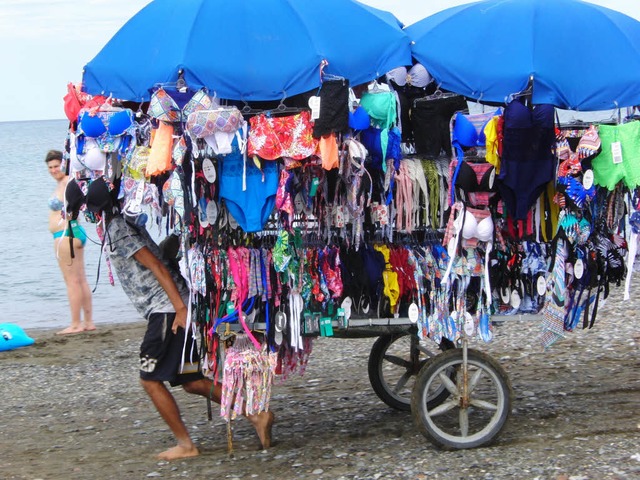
[422,159,440,227]
[593,121,640,190]
[360,90,397,168]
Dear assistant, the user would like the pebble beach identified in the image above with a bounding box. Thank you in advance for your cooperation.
[1,280,639,480]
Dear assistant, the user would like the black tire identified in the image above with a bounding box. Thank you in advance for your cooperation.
[368,332,452,411]
[411,348,512,450]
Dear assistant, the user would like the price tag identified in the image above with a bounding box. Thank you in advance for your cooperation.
[226,301,235,315]
[574,258,584,279]
[488,169,496,189]
[583,169,594,189]
[408,303,419,323]
[510,290,521,309]
[500,288,510,304]
[536,275,547,296]
[341,297,353,320]
[203,158,216,183]
[611,141,623,165]
[464,311,475,336]
[274,311,286,332]
[206,201,218,224]
[309,177,320,197]
[294,192,305,214]
[228,212,239,230]
[134,181,145,205]
[308,96,321,120]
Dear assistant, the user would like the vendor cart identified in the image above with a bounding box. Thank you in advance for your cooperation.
[251,313,515,450]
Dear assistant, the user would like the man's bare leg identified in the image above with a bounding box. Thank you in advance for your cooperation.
[141,378,200,460]
[183,378,275,448]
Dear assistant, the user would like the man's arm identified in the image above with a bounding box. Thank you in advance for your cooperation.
[133,246,187,333]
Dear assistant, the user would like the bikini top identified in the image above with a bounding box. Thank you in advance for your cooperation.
[71,138,107,173]
[78,108,133,138]
[451,109,502,149]
[556,125,601,161]
[453,160,496,193]
[148,87,213,123]
[77,108,135,152]
[462,208,494,243]
[385,63,432,88]
[48,196,63,212]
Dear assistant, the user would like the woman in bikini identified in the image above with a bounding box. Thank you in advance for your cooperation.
[46,150,95,334]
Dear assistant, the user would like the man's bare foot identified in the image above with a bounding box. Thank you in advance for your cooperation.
[156,444,199,461]
[84,324,97,332]
[56,326,84,335]
[248,410,274,449]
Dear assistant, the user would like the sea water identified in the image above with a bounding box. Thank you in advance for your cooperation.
[0,120,139,330]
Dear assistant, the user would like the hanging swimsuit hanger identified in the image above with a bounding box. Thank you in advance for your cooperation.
[414,83,462,105]
[241,91,308,116]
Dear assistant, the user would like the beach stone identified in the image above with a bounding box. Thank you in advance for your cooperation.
[1,275,640,479]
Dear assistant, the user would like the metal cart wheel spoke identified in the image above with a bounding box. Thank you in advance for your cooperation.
[411,347,513,449]
[383,353,412,369]
[368,331,453,412]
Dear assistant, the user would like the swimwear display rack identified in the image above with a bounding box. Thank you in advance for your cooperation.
[63,76,640,451]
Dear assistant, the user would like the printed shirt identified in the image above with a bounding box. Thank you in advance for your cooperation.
[105,216,189,319]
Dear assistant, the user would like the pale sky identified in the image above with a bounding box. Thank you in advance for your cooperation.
[2,0,639,122]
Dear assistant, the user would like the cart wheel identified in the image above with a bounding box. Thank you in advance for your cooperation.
[411,348,512,449]
[368,332,453,412]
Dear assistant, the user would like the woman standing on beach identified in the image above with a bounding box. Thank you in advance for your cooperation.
[46,149,95,334]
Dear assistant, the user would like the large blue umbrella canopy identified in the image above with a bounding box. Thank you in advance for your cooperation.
[82,0,412,102]
[406,0,640,111]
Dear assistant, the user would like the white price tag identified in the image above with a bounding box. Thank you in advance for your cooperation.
[228,212,238,230]
[464,311,475,336]
[510,290,521,309]
[206,201,218,224]
[574,259,584,279]
[583,169,594,189]
[203,158,216,183]
[611,141,623,165]
[308,96,321,120]
[408,303,419,323]
[341,297,353,321]
[500,288,510,304]
[134,181,145,205]
[536,275,547,296]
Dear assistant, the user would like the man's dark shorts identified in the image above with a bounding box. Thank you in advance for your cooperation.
[140,312,204,387]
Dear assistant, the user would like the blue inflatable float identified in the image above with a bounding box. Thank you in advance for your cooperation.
[0,323,35,352]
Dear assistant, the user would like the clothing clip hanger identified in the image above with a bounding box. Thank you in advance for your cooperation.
[414,83,459,104]
[152,69,190,94]
[270,91,306,115]
[240,100,261,115]
[321,72,346,83]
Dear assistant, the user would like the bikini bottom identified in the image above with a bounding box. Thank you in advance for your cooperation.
[53,220,87,246]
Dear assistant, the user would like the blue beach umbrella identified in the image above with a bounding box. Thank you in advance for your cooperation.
[82,0,412,102]
[406,0,640,111]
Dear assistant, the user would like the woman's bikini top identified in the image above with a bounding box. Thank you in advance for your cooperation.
[48,196,64,212]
